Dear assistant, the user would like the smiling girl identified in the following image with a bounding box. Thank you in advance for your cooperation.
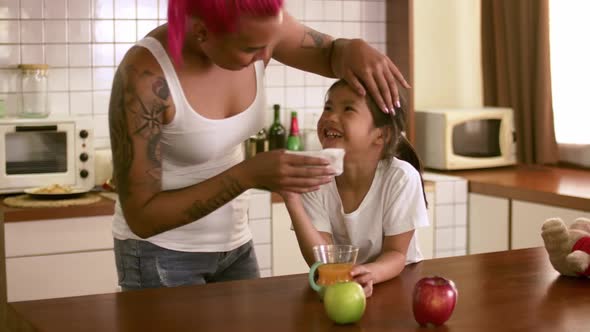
[281,80,429,297]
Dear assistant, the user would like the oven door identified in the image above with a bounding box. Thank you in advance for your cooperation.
[0,123,77,193]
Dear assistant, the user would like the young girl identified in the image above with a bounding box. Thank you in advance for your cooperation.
[281,80,429,297]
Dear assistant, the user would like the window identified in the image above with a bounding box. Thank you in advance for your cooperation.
[549,0,590,145]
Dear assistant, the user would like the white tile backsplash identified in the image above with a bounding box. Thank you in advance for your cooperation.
[92,44,114,66]
[137,0,159,19]
[21,44,43,63]
[0,45,20,66]
[45,44,68,67]
[69,0,92,19]
[48,68,68,91]
[45,0,67,19]
[93,20,114,43]
[0,0,20,20]
[114,20,136,43]
[70,91,92,115]
[44,21,67,43]
[0,0,386,148]
[21,20,43,43]
[94,0,114,19]
[21,0,43,19]
[115,0,136,19]
[0,21,20,43]
[425,172,468,258]
[68,44,91,67]
[69,68,92,91]
[68,21,92,43]
[323,1,343,21]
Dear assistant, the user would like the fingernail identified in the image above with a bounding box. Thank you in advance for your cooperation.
[389,107,396,115]
[395,100,401,108]
[383,105,389,114]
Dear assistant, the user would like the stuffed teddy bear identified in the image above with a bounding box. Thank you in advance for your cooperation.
[541,217,590,277]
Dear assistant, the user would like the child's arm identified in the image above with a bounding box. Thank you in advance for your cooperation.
[351,230,414,297]
[282,192,333,266]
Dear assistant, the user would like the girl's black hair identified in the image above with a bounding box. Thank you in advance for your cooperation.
[326,79,428,207]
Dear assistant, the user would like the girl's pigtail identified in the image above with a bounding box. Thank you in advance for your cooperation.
[167,0,187,66]
[396,135,428,208]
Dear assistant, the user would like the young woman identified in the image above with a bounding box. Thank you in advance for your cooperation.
[109,0,411,290]
[282,80,429,297]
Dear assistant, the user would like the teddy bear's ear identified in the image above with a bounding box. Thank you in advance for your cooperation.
[571,218,590,233]
[542,217,565,232]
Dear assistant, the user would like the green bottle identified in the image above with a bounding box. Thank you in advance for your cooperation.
[268,104,286,150]
[287,111,302,151]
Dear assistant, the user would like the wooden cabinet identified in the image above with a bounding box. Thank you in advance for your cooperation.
[4,216,118,302]
[511,200,590,250]
[468,193,509,254]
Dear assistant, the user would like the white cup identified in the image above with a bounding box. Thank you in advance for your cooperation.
[285,148,345,175]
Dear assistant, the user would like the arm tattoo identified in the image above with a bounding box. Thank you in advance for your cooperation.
[184,175,246,221]
[300,26,329,49]
[109,64,170,203]
[109,68,133,202]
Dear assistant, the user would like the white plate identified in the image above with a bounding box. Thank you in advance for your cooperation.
[24,186,89,199]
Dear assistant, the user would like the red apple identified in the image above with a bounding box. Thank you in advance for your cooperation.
[412,276,458,326]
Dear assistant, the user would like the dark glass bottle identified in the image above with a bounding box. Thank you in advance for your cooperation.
[287,111,302,151]
[268,104,286,150]
[255,128,268,153]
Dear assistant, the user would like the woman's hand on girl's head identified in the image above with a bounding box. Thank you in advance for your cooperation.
[331,39,410,115]
[240,150,336,193]
[350,265,375,298]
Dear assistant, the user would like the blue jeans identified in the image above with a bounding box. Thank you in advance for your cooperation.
[114,239,260,291]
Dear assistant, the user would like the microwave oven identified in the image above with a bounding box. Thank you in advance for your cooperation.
[0,117,95,193]
[414,107,517,170]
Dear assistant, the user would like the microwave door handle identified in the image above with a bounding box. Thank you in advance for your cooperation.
[15,125,58,132]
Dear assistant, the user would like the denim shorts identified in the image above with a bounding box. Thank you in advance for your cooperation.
[114,239,260,291]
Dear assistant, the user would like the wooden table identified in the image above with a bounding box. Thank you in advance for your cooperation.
[10,248,590,331]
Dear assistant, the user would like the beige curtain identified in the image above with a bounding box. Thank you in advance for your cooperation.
[481,0,558,164]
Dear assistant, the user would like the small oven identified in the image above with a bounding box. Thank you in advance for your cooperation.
[0,117,95,193]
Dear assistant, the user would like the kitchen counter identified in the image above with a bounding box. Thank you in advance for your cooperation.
[5,164,588,223]
[10,247,590,331]
[0,194,115,223]
[440,164,590,212]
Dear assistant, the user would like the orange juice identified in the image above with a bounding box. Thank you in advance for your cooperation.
[317,263,353,286]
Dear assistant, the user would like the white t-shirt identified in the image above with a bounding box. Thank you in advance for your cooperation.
[301,157,429,264]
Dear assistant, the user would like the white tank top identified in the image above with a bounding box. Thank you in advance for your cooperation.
[112,37,267,252]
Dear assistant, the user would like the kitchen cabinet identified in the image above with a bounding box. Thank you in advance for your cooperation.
[247,190,272,277]
[4,215,117,302]
[511,200,590,250]
[468,193,509,254]
[271,202,309,276]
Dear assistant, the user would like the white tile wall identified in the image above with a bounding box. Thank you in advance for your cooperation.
[0,0,386,148]
[424,172,469,258]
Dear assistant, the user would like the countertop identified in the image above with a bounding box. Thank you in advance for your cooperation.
[3,165,589,223]
[11,247,590,331]
[439,164,590,212]
[0,193,115,223]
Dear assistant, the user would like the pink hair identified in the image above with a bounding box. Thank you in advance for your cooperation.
[168,0,284,65]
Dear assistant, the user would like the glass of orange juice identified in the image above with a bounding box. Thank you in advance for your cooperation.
[308,244,359,295]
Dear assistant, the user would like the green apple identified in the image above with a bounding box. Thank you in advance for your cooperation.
[323,281,366,324]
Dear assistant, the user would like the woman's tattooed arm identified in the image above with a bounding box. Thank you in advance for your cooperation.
[109,65,168,205]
